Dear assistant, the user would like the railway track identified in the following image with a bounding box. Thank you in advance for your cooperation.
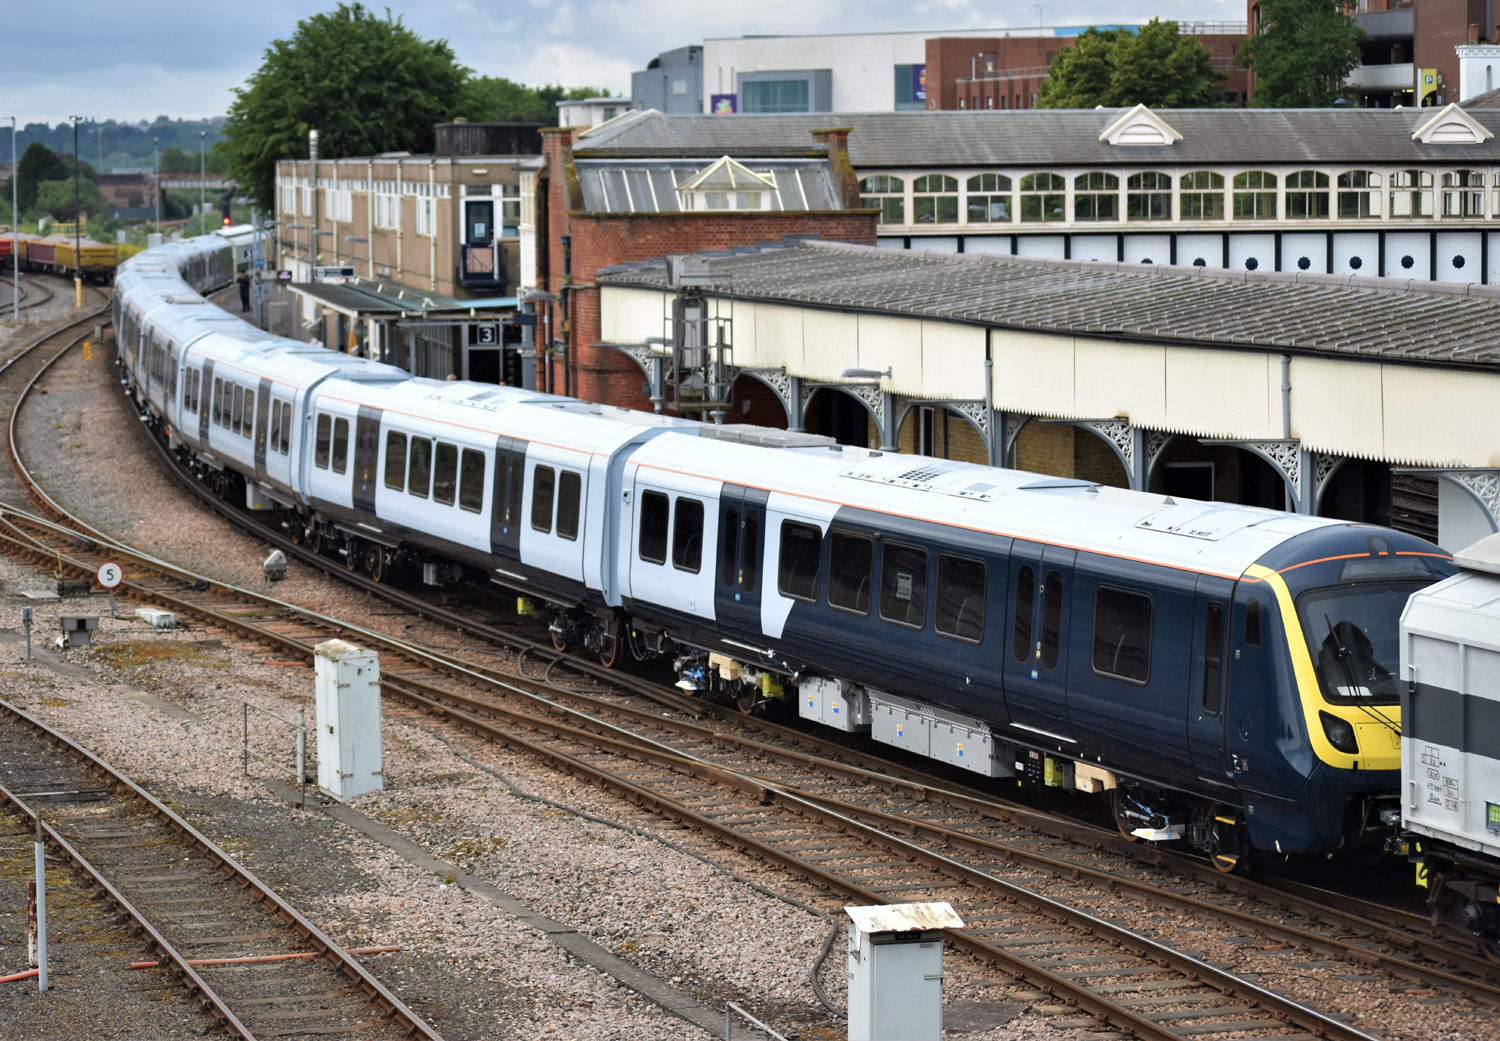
[0,275,57,318]
[0,303,1488,1037]
[0,702,439,1040]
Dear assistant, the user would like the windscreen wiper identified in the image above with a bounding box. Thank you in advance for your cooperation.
[1324,614,1400,735]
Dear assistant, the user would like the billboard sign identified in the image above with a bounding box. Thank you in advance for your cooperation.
[912,64,927,104]
[711,93,738,115]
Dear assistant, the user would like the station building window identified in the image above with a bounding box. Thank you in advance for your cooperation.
[966,174,1011,223]
[1493,173,1500,218]
[1442,170,1484,217]
[1073,172,1119,221]
[913,175,959,224]
[1126,171,1172,221]
[1390,169,1434,218]
[1019,172,1066,223]
[1179,171,1224,220]
[1285,171,1330,219]
[859,176,905,225]
[1232,171,1277,219]
[1337,171,1381,217]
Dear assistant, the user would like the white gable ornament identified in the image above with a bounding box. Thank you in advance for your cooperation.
[676,156,780,211]
[1411,103,1494,145]
[1098,104,1184,147]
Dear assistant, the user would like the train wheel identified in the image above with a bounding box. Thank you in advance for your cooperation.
[550,628,569,654]
[289,520,306,546]
[309,525,324,556]
[344,537,361,572]
[735,687,759,715]
[364,545,385,583]
[597,618,620,668]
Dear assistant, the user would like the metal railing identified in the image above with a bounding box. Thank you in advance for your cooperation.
[242,702,308,806]
[724,1002,789,1041]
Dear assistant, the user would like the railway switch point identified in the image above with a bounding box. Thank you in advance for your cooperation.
[845,902,964,1041]
[58,614,98,649]
[314,639,384,801]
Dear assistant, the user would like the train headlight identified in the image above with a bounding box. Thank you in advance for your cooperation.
[1320,712,1359,754]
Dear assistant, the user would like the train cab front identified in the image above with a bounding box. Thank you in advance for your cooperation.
[1237,525,1452,858]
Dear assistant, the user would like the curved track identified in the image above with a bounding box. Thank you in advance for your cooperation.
[0,305,443,1041]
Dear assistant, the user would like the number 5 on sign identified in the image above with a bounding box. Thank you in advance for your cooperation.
[97,562,122,620]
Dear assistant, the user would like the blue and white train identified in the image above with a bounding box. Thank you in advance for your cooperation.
[115,234,1454,870]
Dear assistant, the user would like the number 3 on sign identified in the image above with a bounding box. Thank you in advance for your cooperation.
[96,562,123,589]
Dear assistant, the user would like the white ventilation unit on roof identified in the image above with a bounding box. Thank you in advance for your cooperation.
[1411,103,1494,145]
[1098,104,1183,147]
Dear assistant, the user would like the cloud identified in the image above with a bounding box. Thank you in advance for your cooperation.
[1,0,1246,125]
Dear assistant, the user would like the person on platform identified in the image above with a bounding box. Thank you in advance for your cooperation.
[237,270,251,313]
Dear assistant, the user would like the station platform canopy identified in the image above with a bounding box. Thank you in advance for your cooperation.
[287,276,517,320]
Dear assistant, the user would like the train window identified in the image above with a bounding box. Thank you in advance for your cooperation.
[1244,599,1262,646]
[231,384,244,434]
[531,465,556,532]
[507,455,524,525]
[432,442,457,504]
[1202,602,1225,714]
[1040,571,1064,669]
[270,402,283,455]
[1012,565,1035,663]
[279,403,291,454]
[384,432,407,490]
[168,348,178,401]
[672,498,704,573]
[213,379,224,426]
[459,449,486,514]
[331,418,350,474]
[1091,585,1152,684]
[935,554,986,643]
[243,390,254,437]
[314,414,331,468]
[183,369,193,409]
[638,490,669,563]
[408,438,432,498]
[828,532,873,615]
[879,542,928,629]
[778,521,821,602]
[555,470,581,537]
[742,510,759,592]
[721,507,739,587]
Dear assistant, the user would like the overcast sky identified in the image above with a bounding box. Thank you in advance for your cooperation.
[2,0,1245,126]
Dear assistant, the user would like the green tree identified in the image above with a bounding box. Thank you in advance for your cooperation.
[457,78,615,123]
[13,142,70,212]
[1237,0,1365,107]
[1040,20,1227,109]
[34,178,110,224]
[221,3,470,208]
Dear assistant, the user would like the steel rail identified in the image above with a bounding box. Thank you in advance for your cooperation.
[0,777,258,1039]
[0,698,443,1041]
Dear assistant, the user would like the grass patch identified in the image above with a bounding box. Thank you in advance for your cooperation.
[93,640,227,670]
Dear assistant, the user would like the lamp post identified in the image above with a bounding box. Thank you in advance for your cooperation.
[69,115,83,307]
[4,116,16,322]
[199,130,206,238]
[153,137,159,232]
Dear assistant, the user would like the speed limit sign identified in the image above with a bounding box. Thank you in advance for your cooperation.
[96,562,123,589]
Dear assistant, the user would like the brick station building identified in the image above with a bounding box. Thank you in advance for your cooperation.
[530,121,877,410]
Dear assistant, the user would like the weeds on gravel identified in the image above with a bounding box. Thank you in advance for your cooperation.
[93,641,227,670]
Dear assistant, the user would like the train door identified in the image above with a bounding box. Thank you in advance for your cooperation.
[253,377,272,483]
[198,360,214,446]
[1001,540,1076,739]
[715,484,768,638]
[351,406,382,524]
[490,436,526,564]
[1187,576,1235,782]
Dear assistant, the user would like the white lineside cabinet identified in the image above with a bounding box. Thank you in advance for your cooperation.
[314,639,383,801]
[846,902,964,1041]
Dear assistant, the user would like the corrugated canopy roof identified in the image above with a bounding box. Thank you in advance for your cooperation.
[287,277,515,317]
[600,240,1500,370]
[574,108,1500,166]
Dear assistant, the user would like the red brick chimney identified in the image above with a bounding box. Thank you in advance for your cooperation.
[810,127,859,208]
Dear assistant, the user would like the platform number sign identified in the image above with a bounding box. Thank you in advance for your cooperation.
[96,562,123,589]
[469,323,500,345]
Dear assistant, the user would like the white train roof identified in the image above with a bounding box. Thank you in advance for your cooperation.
[627,432,1334,580]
